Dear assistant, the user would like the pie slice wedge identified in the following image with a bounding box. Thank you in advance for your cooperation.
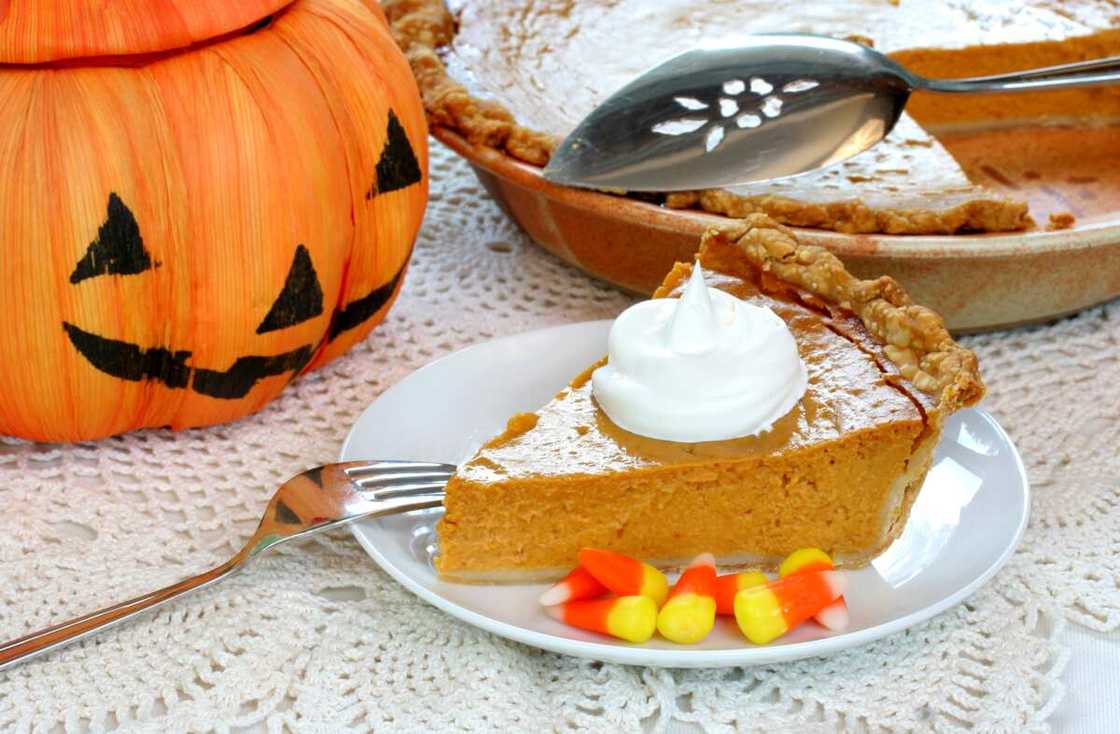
[436,214,983,583]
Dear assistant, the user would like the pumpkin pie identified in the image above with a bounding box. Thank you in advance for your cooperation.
[435,214,983,582]
[387,0,1120,234]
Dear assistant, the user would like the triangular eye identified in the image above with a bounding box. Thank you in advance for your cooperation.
[366,109,422,199]
[70,193,155,284]
[256,244,324,334]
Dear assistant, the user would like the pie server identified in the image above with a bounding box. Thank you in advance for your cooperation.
[542,34,1120,192]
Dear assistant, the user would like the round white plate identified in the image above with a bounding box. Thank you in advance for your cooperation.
[342,321,1029,668]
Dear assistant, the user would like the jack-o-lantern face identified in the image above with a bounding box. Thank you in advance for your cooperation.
[63,198,320,400]
[61,107,420,403]
[0,0,429,442]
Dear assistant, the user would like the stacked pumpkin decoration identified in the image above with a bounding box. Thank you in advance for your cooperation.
[0,0,428,441]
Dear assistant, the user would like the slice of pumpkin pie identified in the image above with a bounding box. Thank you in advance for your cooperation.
[436,214,983,582]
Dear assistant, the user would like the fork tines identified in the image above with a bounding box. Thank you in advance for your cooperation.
[344,460,456,499]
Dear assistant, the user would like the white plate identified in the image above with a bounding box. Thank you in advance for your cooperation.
[342,321,1029,668]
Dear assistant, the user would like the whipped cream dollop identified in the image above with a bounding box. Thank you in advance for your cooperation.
[591,265,808,442]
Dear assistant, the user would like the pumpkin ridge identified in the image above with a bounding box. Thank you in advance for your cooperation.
[271,21,362,363]
[133,62,198,432]
[139,64,192,425]
[202,23,342,359]
[271,1,422,371]
[289,3,424,205]
[312,3,426,315]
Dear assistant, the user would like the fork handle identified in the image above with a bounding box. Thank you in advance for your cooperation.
[917,55,1120,93]
[0,559,241,671]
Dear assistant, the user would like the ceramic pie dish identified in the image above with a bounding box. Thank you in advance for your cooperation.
[387,0,1120,331]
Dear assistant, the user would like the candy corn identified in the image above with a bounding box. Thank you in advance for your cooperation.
[539,566,609,606]
[734,571,847,645]
[713,570,768,616]
[778,547,834,577]
[546,595,658,643]
[779,548,850,632]
[656,553,718,644]
[578,548,669,606]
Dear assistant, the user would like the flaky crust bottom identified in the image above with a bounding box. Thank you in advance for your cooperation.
[383,0,1032,235]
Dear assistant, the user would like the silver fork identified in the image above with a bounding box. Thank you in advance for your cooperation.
[0,460,455,672]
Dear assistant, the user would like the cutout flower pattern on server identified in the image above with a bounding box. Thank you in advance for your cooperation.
[651,77,819,152]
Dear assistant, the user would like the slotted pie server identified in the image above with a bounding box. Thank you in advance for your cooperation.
[542,33,1120,192]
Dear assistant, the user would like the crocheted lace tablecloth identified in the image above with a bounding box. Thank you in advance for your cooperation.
[1,141,1117,733]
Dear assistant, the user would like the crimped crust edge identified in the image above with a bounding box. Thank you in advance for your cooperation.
[701,214,985,415]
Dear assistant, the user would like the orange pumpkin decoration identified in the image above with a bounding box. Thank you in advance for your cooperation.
[0,0,428,441]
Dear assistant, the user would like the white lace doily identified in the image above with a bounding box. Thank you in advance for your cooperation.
[1,141,1116,732]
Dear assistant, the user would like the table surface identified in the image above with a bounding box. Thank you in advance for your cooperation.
[1,140,1117,733]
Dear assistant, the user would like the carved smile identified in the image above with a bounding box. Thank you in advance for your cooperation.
[62,322,311,399]
[62,263,405,399]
